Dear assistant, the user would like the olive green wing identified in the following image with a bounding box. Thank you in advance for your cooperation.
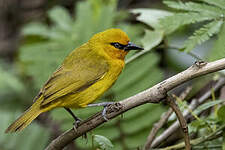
[39,48,109,106]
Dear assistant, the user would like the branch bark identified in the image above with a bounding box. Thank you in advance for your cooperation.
[166,96,191,150]
[45,58,225,150]
[144,86,192,150]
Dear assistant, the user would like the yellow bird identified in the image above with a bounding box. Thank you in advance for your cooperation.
[5,28,143,133]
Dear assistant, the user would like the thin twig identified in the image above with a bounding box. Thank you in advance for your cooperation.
[144,86,192,150]
[45,58,225,150]
[151,78,225,148]
[144,108,173,150]
[166,96,191,150]
[157,124,225,150]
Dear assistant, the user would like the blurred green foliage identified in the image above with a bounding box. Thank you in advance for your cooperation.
[132,0,225,61]
[0,110,49,150]
[93,135,114,150]
[161,0,225,59]
[0,63,25,102]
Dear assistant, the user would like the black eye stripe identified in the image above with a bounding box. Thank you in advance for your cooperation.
[110,42,127,50]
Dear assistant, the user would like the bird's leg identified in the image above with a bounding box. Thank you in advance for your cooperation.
[64,107,82,131]
[64,107,88,139]
[87,102,115,121]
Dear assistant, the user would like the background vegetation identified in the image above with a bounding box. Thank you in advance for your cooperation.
[1,0,225,149]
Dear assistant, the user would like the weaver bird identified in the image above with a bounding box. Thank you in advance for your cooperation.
[5,28,143,133]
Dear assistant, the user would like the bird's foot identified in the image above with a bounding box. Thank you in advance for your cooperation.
[72,118,88,139]
[73,118,82,132]
[101,102,114,121]
[88,102,122,121]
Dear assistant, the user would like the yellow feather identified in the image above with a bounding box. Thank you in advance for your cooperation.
[5,96,43,133]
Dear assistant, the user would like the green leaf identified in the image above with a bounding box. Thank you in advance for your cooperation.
[217,105,225,122]
[22,23,51,38]
[0,64,25,96]
[197,0,225,10]
[141,29,164,50]
[208,22,225,61]
[160,12,214,34]
[164,0,224,17]
[93,135,113,150]
[190,119,207,128]
[48,6,73,32]
[121,104,165,134]
[130,9,172,29]
[184,20,223,52]
[19,42,72,88]
[193,100,225,115]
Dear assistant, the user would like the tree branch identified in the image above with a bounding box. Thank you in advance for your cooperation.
[144,86,192,150]
[166,96,191,150]
[45,58,225,150]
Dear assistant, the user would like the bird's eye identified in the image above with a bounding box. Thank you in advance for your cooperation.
[110,42,126,50]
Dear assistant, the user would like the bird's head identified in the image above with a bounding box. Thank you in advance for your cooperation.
[89,28,143,60]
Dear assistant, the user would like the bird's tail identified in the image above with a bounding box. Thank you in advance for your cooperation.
[5,98,43,133]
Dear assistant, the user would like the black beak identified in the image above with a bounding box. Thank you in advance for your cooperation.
[124,42,144,51]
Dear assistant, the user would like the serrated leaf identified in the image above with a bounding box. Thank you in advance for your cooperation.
[22,23,51,38]
[19,42,72,88]
[193,100,225,115]
[94,135,113,150]
[48,6,73,32]
[0,64,25,96]
[208,22,225,61]
[141,29,164,50]
[164,0,224,17]
[130,9,172,29]
[184,20,223,52]
[217,105,225,122]
[197,0,225,10]
[160,12,214,34]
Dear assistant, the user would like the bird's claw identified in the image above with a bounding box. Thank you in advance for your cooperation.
[102,102,115,121]
[73,118,82,132]
[102,106,109,121]
[72,119,87,139]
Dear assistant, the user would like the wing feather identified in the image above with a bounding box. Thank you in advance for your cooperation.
[38,44,109,106]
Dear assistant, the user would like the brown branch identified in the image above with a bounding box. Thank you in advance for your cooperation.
[166,96,191,150]
[151,78,225,148]
[144,86,192,150]
[45,58,225,150]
